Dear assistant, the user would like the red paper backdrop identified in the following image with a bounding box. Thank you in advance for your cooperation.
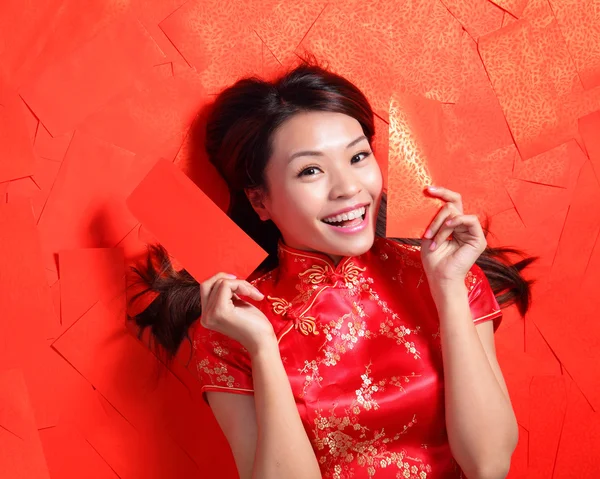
[1,0,600,477]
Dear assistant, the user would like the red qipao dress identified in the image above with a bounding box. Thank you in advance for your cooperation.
[192,236,503,479]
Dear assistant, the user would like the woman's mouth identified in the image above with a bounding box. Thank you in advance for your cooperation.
[321,205,369,233]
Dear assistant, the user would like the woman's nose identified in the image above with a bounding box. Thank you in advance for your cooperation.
[330,169,362,198]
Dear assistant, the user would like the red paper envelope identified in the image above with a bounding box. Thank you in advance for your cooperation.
[440,0,504,40]
[159,0,263,93]
[0,369,52,479]
[79,64,207,157]
[488,0,529,17]
[513,140,584,188]
[528,376,568,477]
[386,92,447,238]
[52,300,239,476]
[58,248,126,331]
[579,111,600,180]
[0,78,36,182]
[554,380,600,476]
[478,16,584,160]
[19,14,165,136]
[126,158,267,282]
[548,0,600,90]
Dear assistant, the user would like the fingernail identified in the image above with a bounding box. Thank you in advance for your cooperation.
[428,185,437,191]
[430,241,437,251]
[227,274,237,279]
[424,228,433,239]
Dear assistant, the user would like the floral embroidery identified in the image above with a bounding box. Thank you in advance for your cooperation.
[379,319,422,360]
[268,295,292,315]
[464,269,478,293]
[299,260,367,287]
[267,295,320,336]
[311,402,431,478]
[196,357,238,388]
[298,307,376,398]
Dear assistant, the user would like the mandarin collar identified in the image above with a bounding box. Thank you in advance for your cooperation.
[275,238,381,286]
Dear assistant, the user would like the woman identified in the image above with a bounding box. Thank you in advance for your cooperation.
[130,56,536,479]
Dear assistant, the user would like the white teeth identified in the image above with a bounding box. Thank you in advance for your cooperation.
[323,206,366,223]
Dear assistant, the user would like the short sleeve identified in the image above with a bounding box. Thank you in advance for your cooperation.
[465,263,503,332]
[191,323,254,405]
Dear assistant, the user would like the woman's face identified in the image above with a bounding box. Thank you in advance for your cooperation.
[250,111,383,264]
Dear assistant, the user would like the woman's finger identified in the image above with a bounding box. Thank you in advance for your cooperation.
[423,202,460,239]
[200,272,237,308]
[427,186,464,213]
[208,278,264,310]
[430,214,482,251]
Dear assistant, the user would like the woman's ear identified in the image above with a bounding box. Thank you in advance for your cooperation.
[244,187,271,221]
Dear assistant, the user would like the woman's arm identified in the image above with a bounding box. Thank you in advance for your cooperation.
[431,281,518,479]
[207,339,321,479]
[251,340,322,478]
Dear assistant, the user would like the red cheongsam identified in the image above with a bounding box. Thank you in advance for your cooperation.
[192,236,503,478]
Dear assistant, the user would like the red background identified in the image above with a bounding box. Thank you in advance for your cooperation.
[1,0,599,477]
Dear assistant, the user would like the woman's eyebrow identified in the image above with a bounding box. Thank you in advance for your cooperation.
[287,135,368,163]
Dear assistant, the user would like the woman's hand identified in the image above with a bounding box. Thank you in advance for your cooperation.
[200,272,276,357]
[420,186,487,284]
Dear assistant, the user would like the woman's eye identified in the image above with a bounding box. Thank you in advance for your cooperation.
[352,151,372,164]
[297,151,372,177]
[298,166,321,177]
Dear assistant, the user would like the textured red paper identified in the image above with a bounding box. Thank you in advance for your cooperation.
[579,110,600,180]
[554,380,600,476]
[58,248,126,331]
[512,140,584,188]
[489,0,529,17]
[528,376,568,477]
[479,16,584,160]
[126,158,267,282]
[386,92,447,238]
[0,201,58,356]
[0,369,52,479]
[548,0,600,90]
[79,64,206,156]
[37,132,138,272]
[159,0,263,94]
[440,0,504,40]
[0,78,36,182]
[52,300,239,477]
[19,15,165,136]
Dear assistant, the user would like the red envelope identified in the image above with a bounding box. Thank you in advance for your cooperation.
[528,376,568,477]
[126,158,267,282]
[19,14,165,136]
[159,0,263,92]
[478,16,584,159]
[386,92,447,238]
[513,140,584,188]
[58,248,126,331]
[0,78,36,182]
[0,369,52,479]
[488,0,529,18]
[78,64,207,157]
[0,200,58,357]
[251,0,326,64]
[579,111,600,180]
[52,300,239,477]
[548,0,600,90]
[554,379,600,476]
[440,0,504,40]
[37,131,138,273]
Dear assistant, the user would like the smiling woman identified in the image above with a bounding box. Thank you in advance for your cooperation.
[128,53,537,479]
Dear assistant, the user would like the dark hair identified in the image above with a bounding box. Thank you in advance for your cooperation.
[127,54,538,364]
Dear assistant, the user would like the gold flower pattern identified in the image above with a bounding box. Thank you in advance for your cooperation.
[192,236,501,478]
